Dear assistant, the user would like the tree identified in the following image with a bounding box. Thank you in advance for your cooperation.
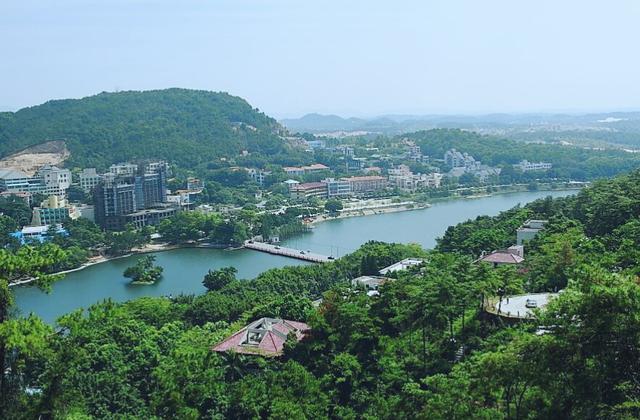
[202,267,237,291]
[0,195,31,226]
[0,245,67,417]
[324,199,343,214]
[123,255,163,284]
[106,225,150,256]
[157,212,203,244]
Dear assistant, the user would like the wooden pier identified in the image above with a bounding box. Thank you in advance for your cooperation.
[243,241,332,263]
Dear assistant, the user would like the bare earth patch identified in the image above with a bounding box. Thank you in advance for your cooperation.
[0,140,70,175]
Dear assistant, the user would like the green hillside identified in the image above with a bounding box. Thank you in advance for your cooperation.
[0,89,296,169]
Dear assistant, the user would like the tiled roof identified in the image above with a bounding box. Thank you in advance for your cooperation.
[480,251,524,264]
[212,318,310,357]
[0,168,30,179]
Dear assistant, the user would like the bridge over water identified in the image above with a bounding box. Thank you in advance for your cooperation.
[243,241,333,263]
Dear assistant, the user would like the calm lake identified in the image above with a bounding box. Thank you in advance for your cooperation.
[14,190,576,323]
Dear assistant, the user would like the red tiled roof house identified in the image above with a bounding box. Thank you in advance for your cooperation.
[212,318,310,357]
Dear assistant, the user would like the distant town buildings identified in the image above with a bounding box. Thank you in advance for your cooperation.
[305,139,326,149]
[287,175,387,200]
[246,168,271,187]
[445,149,480,170]
[323,178,351,198]
[289,182,328,200]
[109,162,138,176]
[79,168,102,193]
[388,165,443,191]
[283,163,329,176]
[186,177,204,191]
[344,175,387,193]
[443,149,501,182]
[403,140,427,162]
[336,146,355,158]
[94,161,175,230]
[31,195,80,226]
[11,225,67,245]
[37,165,72,195]
[514,160,553,172]
[0,166,71,196]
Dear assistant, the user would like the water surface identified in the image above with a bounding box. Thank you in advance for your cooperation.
[14,190,576,323]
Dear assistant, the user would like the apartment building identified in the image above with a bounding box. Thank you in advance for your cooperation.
[79,168,103,192]
[322,178,351,197]
[31,195,80,226]
[343,176,387,193]
[289,182,328,200]
[94,162,172,230]
[0,166,71,195]
[514,160,553,172]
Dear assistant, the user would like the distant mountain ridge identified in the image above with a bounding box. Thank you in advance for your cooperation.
[0,89,296,169]
[280,112,640,145]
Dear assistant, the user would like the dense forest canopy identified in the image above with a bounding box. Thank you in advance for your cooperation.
[0,89,300,169]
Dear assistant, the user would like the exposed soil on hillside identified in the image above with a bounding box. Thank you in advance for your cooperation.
[0,140,70,175]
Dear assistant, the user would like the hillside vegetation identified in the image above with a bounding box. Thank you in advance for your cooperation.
[0,89,296,169]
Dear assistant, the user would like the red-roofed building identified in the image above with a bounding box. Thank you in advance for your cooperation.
[212,318,310,357]
[478,245,525,267]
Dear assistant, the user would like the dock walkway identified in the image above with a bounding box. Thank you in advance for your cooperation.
[243,241,332,263]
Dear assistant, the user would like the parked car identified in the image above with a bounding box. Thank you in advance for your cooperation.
[525,299,538,308]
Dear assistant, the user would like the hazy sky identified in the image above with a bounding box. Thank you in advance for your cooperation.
[2,0,640,117]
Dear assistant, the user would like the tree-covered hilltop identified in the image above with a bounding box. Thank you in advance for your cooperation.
[4,171,640,418]
[0,89,303,169]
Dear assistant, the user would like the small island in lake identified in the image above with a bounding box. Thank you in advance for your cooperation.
[123,255,163,285]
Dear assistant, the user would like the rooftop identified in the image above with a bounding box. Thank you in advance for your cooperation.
[351,275,389,289]
[0,168,30,180]
[480,250,524,264]
[212,318,310,356]
[291,182,327,190]
[379,258,424,275]
[342,175,387,182]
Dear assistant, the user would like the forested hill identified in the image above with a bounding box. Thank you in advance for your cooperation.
[0,89,297,169]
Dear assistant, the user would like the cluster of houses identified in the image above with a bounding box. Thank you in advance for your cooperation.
[280,145,553,202]
[286,175,389,200]
[443,149,502,182]
[0,160,205,241]
[443,149,552,181]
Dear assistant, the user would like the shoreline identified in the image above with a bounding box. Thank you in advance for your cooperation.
[308,202,430,225]
[10,184,583,288]
[307,183,584,226]
[8,242,229,288]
